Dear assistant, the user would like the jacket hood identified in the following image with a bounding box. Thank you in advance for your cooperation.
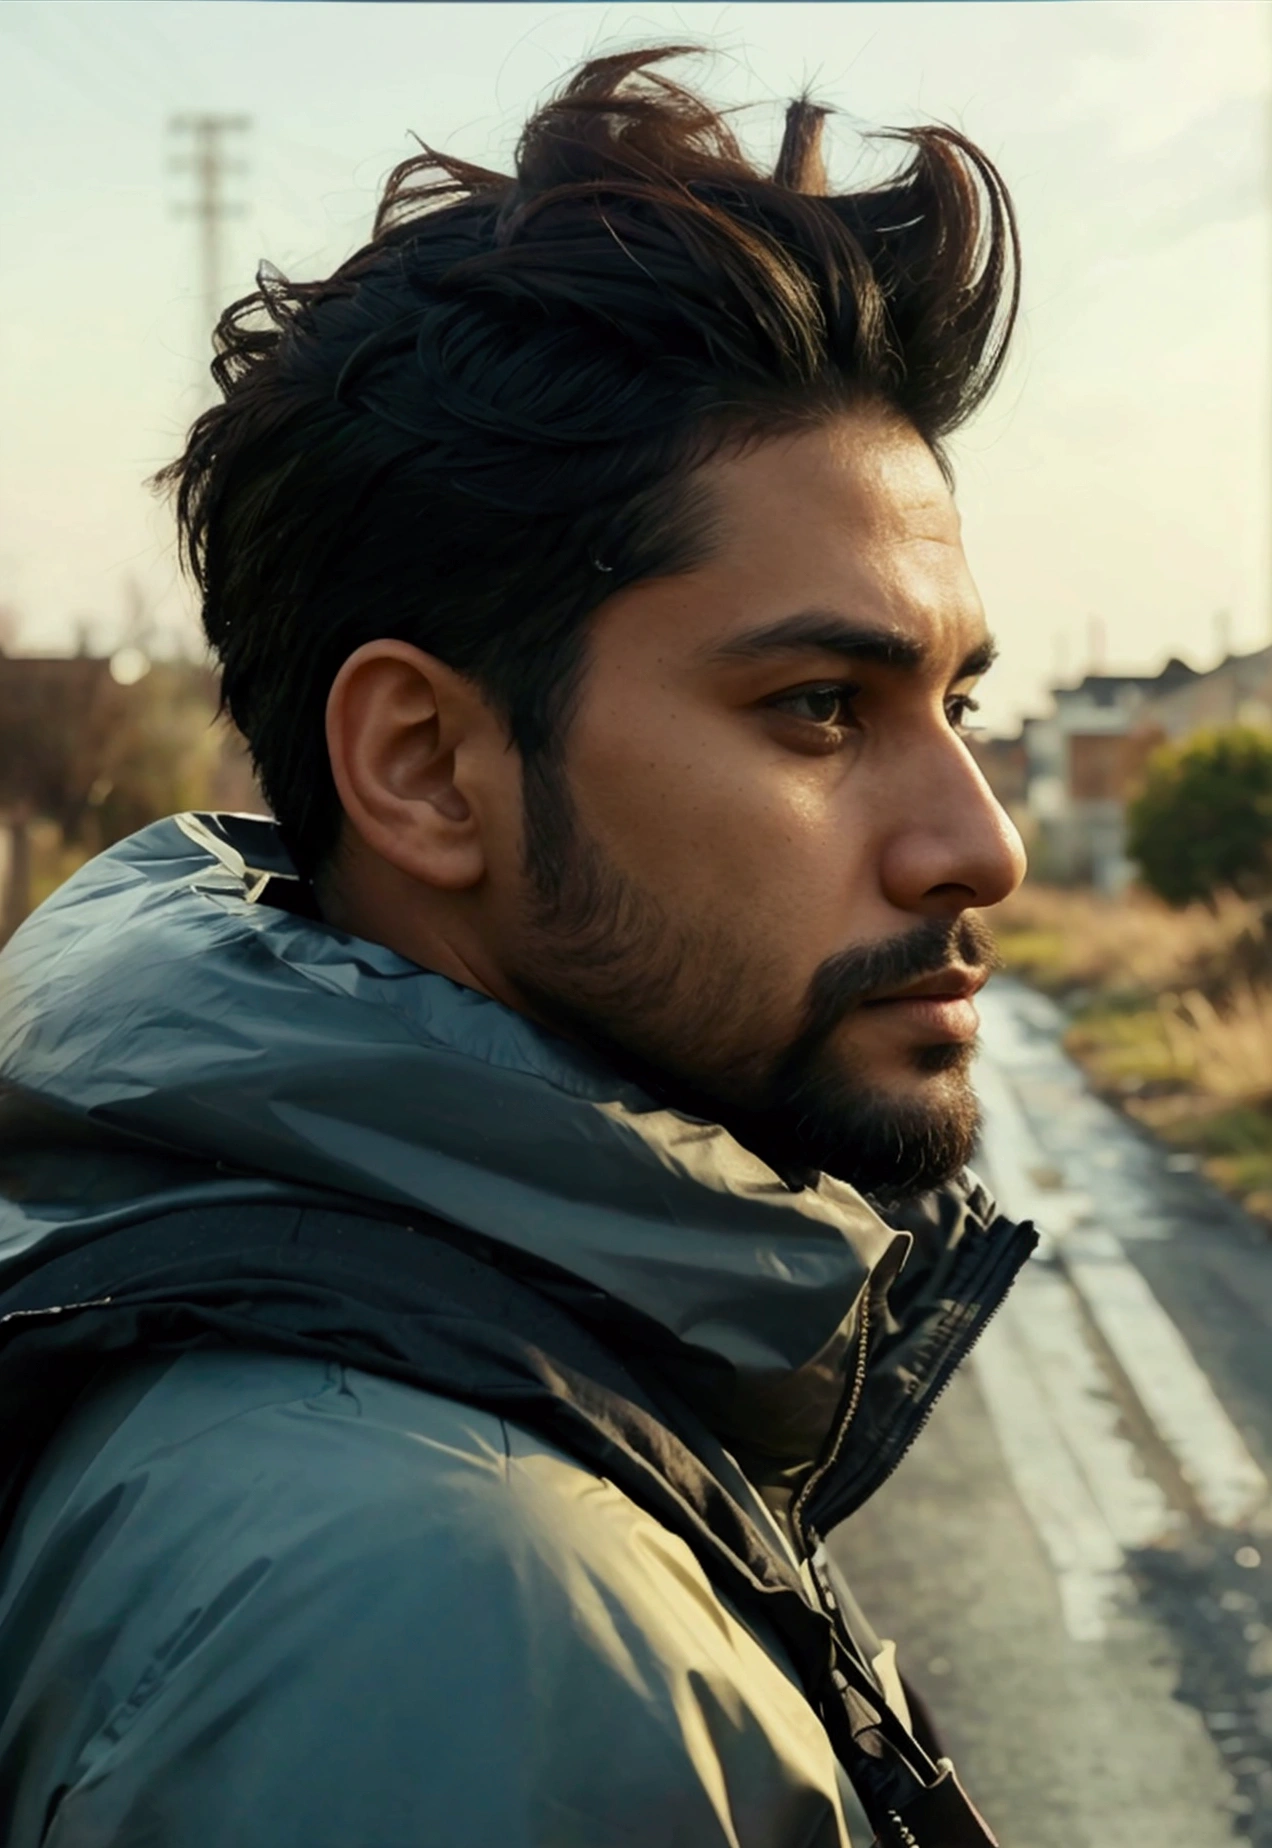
[0,814,935,1472]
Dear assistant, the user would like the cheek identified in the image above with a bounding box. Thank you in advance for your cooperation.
[569,702,877,939]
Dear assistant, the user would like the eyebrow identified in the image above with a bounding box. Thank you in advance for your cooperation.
[705,609,998,682]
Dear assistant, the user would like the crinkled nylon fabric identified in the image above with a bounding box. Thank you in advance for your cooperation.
[0,812,911,1467]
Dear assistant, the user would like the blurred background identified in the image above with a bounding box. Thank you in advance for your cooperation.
[2,4,1272,1842]
[4,0,1269,1216]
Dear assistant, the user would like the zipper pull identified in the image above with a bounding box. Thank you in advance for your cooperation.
[877,1760,1001,1848]
[874,1812,922,1847]
[808,1538,838,1611]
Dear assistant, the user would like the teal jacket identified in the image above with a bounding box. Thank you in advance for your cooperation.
[0,815,1032,1846]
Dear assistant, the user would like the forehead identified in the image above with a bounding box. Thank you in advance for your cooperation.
[599,409,987,674]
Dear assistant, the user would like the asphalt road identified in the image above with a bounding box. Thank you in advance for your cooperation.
[830,977,1272,1848]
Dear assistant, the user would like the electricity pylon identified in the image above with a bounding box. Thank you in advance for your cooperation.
[168,113,251,371]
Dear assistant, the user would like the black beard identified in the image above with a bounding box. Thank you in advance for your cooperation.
[511,757,998,1204]
[711,914,996,1203]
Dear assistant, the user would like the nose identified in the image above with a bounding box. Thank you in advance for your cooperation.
[879,734,1027,918]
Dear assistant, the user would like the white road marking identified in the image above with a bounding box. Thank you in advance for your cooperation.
[1007,1262,1178,1551]
[976,985,1272,1539]
[1064,1229,1270,1531]
[974,1055,1084,1259]
[972,1306,1128,1642]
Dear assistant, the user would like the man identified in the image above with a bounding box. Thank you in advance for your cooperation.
[0,48,1033,1847]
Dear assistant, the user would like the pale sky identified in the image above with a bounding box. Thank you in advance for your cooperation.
[0,0,1268,732]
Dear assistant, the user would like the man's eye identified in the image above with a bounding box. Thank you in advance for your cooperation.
[947,694,981,735]
[772,684,858,727]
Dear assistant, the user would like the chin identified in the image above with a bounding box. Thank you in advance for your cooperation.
[852,1037,976,1101]
[914,1037,978,1076]
[756,1038,982,1204]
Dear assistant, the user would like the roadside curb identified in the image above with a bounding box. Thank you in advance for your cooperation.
[976,991,1272,1540]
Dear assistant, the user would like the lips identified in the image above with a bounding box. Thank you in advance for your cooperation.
[861,966,990,1007]
[853,965,989,1045]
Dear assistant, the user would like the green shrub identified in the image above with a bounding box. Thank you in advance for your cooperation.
[1127,727,1272,906]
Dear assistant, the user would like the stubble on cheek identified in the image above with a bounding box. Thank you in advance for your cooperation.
[510,784,798,1100]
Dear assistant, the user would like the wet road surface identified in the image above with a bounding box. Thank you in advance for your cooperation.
[831,977,1272,1848]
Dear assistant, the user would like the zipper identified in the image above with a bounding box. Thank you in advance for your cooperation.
[790,1287,873,1559]
[803,1212,1036,1544]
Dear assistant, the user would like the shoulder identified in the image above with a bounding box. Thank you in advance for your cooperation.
[1,1350,851,1848]
[5,1347,586,1604]
[6,1348,707,1603]
[1,1346,720,1669]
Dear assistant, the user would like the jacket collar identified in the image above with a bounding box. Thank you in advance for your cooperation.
[0,813,1029,1482]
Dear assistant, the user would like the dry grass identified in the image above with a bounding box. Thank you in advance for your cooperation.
[993,883,1262,999]
[995,882,1272,1226]
[1158,982,1272,1105]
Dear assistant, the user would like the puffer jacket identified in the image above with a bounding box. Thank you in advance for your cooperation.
[0,814,1034,1847]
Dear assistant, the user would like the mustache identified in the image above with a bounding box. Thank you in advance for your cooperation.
[798,913,1001,1041]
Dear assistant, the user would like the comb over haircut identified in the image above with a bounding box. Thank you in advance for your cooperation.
[159,46,1020,876]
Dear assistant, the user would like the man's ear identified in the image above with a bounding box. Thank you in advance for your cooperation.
[325,640,496,890]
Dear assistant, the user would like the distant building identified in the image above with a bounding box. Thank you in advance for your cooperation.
[973,646,1272,892]
[1145,643,1272,741]
[968,732,1028,817]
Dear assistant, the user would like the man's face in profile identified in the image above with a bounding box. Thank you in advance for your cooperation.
[496,405,1028,1199]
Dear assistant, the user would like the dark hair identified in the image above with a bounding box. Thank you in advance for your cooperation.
[158,46,1019,878]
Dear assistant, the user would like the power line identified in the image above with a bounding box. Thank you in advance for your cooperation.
[168,113,252,353]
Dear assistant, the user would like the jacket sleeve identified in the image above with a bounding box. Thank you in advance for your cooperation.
[5,1356,851,1848]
